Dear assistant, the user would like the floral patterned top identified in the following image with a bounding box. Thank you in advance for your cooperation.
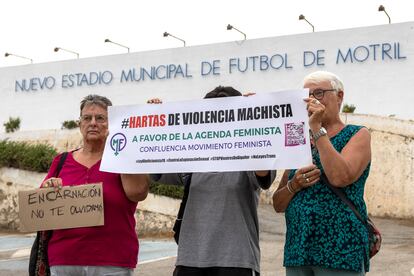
[284,124,370,272]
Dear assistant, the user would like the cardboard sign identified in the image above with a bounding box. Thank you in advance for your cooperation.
[18,183,104,232]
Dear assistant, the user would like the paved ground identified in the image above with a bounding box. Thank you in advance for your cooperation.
[135,204,414,276]
[1,204,414,275]
[0,237,177,275]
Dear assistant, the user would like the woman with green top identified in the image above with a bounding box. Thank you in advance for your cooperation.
[273,71,372,276]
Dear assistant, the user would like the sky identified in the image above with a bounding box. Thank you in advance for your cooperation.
[0,0,413,67]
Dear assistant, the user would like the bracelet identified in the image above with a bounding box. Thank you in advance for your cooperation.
[286,180,296,194]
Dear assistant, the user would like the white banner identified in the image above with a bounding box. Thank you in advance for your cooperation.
[101,89,312,173]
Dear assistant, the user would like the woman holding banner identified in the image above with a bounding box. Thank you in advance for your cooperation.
[149,86,276,276]
[273,71,372,275]
[37,94,148,276]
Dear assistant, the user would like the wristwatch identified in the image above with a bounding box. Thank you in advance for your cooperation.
[312,127,327,142]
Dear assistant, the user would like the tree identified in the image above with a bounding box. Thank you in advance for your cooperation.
[3,117,21,133]
[342,104,356,113]
[61,120,79,129]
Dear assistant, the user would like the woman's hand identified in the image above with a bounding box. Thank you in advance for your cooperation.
[41,177,63,190]
[273,165,321,212]
[304,98,325,130]
[147,98,162,104]
[243,92,256,97]
[289,164,321,191]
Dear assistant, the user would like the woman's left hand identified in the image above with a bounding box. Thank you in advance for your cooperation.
[290,164,321,191]
[243,92,256,97]
[147,98,162,104]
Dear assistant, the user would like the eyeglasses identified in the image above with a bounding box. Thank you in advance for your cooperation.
[309,89,336,100]
[80,114,107,123]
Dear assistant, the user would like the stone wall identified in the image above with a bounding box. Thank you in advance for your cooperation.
[347,114,414,218]
[136,194,180,237]
[0,168,44,230]
[135,210,175,238]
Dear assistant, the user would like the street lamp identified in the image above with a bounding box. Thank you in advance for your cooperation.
[299,14,315,32]
[378,5,391,24]
[104,39,130,53]
[163,32,186,47]
[4,52,33,64]
[54,47,79,59]
[226,24,247,40]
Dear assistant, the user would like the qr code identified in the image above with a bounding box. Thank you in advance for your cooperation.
[285,122,306,146]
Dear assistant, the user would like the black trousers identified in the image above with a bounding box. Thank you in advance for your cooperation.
[173,266,259,276]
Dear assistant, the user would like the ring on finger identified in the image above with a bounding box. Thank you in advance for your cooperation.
[302,173,306,179]
[306,178,310,183]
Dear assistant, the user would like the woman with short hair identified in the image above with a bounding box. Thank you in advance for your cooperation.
[40,94,148,276]
[273,71,372,276]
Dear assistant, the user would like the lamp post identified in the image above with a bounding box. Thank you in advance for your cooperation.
[299,14,315,32]
[226,24,247,40]
[163,32,186,47]
[104,39,130,53]
[54,47,79,59]
[378,5,391,24]
[4,52,33,64]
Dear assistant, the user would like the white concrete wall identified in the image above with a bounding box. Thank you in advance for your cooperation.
[1,22,414,133]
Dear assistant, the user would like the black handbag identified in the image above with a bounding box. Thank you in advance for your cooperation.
[321,173,382,259]
[172,173,192,244]
[28,152,68,276]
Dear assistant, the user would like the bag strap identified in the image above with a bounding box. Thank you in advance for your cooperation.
[43,152,68,237]
[54,152,68,177]
[176,173,192,221]
[320,173,368,227]
[32,152,68,276]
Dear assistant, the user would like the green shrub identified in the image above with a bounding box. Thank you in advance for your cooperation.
[62,120,79,129]
[0,140,57,172]
[149,181,184,199]
[3,117,21,133]
[342,104,356,113]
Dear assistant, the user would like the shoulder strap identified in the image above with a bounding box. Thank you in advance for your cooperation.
[30,151,68,275]
[320,173,367,227]
[54,152,68,177]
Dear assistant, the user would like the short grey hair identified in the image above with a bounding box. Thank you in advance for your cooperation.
[80,94,112,115]
[303,71,344,92]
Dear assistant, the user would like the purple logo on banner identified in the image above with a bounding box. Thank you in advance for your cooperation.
[110,133,127,156]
